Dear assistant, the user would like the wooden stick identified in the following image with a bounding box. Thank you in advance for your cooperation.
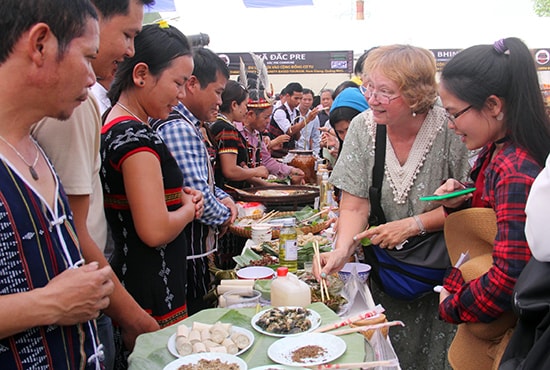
[313,305,385,333]
[312,241,324,302]
[313,241,330,302]
[259,210,280,224]
[298,208,330,225]
[223,184,250,195]
[257,210,276,224]
[310,359,400,369]
[327,320,405,336]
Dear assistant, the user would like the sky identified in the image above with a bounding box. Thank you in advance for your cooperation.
[157,0,547,54]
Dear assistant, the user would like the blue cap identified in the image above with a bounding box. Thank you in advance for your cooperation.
[330,87,369,113]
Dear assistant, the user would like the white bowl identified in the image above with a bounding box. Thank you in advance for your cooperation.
[236,266,275,280]
[338,262,371,284]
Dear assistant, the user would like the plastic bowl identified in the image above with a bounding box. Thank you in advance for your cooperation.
[236,266,275,280]
[338,262,371,284]
[223,289,262,308]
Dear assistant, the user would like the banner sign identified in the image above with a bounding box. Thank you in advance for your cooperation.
[145,0,176,12]
[243,0,313,8]
[430,49,461,72]
[431,48,550,72]
[218,49,550,75]
[533,49,550,71]
[218,51,353,75]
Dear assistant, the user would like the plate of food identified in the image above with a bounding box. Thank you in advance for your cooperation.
[267,333,346,366]
[251,307,321,337]
[167,322,254,357]
[163,352,247,370]
[249,366,308,370]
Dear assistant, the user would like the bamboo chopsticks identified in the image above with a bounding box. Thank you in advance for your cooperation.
[297,207,331,225]
[257,210,279,224]
[313,240,330,302]
[326,320,405,336]
[314,305,385,333]
[311,359,400,369]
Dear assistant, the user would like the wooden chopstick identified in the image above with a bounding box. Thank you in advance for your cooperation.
[257,210,278,224]
[311,359,400,369]
[313,241,330,302]
[326,320,405,336]
[314,305,385,333]
[223,184,249,196]
[298,208,330,225]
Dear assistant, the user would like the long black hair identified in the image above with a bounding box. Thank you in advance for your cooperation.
[441,37,550,166]
[108,23,192,105]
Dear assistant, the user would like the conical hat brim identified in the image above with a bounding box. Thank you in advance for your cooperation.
[444,208,497,266]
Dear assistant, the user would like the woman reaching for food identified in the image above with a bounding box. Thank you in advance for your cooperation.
[316,44,471,369]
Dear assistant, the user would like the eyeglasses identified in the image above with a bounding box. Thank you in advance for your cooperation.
[445,105,472,124]
[363,86,400,105]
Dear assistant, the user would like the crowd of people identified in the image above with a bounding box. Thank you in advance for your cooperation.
[1,1,550,370]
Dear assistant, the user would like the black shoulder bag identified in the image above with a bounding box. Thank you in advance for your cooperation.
[499,258,550,370]
[362,124,450,300]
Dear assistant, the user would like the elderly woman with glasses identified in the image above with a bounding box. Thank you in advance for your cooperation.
[316,44,471,369]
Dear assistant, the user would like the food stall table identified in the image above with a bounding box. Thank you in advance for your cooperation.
[128,302,371,369]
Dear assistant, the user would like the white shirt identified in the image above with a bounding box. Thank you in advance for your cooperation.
[525,154,550,261]
[90,82,111,116]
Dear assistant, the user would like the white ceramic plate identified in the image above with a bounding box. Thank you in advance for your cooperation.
[163,353,247,370]
[267,333,346,366]
[167,325,254,357]
[251,307,321,337]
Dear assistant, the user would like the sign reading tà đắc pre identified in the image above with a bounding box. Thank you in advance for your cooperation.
[219,51,354,75]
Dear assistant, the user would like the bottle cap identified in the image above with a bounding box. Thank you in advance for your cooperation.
[277,266,289,277]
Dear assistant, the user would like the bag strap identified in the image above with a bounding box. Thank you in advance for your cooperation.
[368,124,387,226]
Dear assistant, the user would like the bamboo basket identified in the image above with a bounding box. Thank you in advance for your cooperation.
[228,211,331,239]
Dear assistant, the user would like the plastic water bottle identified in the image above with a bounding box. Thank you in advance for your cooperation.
[270,266,311,307]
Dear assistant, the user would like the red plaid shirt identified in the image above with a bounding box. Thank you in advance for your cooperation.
[439,142,541,324]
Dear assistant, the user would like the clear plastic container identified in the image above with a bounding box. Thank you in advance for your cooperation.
[270,267,311,307]
[223,289,262,308]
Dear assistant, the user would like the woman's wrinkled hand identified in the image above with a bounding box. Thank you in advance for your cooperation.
[354,218,415,250]
[313,248,350,281]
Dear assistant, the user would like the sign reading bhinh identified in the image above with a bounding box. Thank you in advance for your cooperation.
[219,51,353,75]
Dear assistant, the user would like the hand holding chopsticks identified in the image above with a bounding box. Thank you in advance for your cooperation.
[313,240,330,303]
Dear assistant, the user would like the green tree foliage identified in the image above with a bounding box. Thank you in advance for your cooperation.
[533,0,550,16]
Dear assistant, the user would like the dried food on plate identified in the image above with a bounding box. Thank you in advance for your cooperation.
[163,353,247,370]
[267,333,346,366]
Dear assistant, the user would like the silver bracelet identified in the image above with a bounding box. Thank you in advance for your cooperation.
[413,215,427,236]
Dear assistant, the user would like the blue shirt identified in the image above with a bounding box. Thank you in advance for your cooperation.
[152,103,231,227]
